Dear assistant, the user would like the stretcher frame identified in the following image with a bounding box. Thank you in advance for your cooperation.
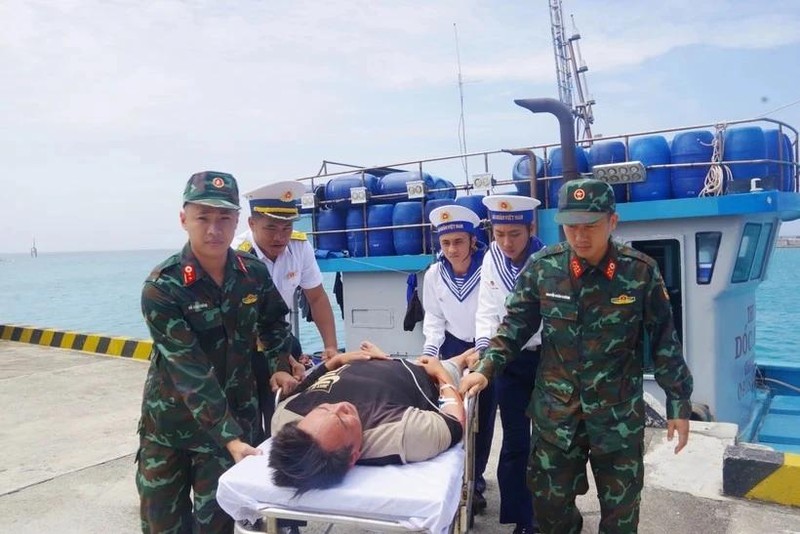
[232,394,477,534]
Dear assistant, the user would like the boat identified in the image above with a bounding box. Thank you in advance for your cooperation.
[280,97,800,463]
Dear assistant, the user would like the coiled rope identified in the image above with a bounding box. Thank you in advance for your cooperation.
[699,123,733,197]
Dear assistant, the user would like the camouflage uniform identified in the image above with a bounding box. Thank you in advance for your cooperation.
[477,179,693,534]
[136,171,292,534]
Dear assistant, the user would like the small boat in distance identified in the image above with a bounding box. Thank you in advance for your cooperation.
[30,238,37,258]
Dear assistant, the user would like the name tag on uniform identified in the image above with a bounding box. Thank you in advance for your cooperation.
[188,302,208,312]
[545,292,571,301]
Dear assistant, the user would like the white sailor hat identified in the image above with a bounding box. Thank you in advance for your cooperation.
[245,180,307,221]
[429,204,481,235]
[481,194,541,225]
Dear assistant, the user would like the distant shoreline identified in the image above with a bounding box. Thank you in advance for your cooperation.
[776,236,800,248]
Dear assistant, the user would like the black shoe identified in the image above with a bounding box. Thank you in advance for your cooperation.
[512,525,540,534]
[472,490,487,515]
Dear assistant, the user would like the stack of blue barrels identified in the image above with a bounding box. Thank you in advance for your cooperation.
[722,126,795,192]
[588,141,628,203]
[313,171,459,258]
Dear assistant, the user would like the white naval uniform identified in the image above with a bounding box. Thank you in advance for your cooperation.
[421,254,483,358]
[233,230,323,314]
[475,241,542,352]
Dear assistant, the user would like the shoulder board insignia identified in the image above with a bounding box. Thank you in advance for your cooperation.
[237,240,254,253]
[146,254,180,282]
[618,244,658,269]
[290,230,307,241]
[610,294,636,305]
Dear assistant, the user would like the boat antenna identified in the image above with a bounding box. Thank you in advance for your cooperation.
[755,96,800,119]
[548,0,596,142]
[454,23,469,181]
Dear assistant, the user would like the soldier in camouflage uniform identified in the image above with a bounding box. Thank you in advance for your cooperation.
[460,178,693,534]
[136,171,299,534]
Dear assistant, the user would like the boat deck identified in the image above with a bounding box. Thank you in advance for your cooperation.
[1,341,799,533]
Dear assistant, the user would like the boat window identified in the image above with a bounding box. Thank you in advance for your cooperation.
[695,232,722,285]
[749,222,774,280]
[731,223,762,283]
[630,239,683,374]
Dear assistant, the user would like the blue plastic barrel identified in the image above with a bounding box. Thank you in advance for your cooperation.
[670,130,714,198]
[430,177,457,201]
[367,204,395,256]
[378,171,434,204]
[629,136,671,201]
[377,172,456,204]
[392,202,424,255]
[315,210,347,252]
[313,184,326,209]
[424,199,454,253]
[546,146,590,208]
[589,141,627,203]
[325,174,379,210]
[765,129,795,191]
[723,127,767,183]
[455,195,488,246]
[346,208,367,257]
[512,155,544,197]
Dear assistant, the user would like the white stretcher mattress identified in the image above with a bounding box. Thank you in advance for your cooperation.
[217,438,464,534]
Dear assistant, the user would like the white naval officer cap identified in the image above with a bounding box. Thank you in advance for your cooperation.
[245,180,307,221]
[481,194,541,225]
[429,204,481,235]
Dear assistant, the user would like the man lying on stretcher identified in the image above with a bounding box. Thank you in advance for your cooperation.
[269,342,472,493]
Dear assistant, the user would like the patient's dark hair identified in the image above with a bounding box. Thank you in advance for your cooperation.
[269,421,353,494]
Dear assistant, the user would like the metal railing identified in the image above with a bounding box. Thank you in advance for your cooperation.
[287,113,799,257]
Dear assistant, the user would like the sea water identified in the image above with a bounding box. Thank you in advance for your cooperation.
[0,247,797,365]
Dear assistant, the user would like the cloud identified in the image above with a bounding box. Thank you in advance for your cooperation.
[1,0,799,252]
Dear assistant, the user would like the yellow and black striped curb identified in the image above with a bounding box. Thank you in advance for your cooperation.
[1,324,152,361]
[723,444,800,506]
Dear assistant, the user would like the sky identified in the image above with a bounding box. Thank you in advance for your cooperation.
[2,0,800,253]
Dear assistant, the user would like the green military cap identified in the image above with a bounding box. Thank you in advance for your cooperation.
[554,178,615,224]
[182,171,241,211]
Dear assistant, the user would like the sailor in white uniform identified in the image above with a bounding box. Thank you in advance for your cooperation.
[422,204,485,358]
[234,180,339,361]
[420,203,494,516]
[476,194,544,534]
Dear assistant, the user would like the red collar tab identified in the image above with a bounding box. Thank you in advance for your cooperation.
[183,265,197,286]
[570,256,584,279]
[236,255,248,274]
[604,260,616,280]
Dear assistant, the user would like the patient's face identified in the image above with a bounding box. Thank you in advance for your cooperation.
[298,402,363,463]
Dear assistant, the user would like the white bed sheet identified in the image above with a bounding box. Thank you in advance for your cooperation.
[217,438,464,534]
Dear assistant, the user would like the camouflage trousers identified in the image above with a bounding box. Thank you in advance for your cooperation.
[136,438,234,534]
[527,423,644,534]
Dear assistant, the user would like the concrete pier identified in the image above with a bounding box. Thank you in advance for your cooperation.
[1,341,799,534]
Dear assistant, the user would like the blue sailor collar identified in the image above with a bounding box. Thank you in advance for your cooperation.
[490,237,545,292]
[438,245,485,302]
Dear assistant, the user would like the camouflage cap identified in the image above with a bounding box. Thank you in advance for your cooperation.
[182,171,241,211]
[554,178,615,224]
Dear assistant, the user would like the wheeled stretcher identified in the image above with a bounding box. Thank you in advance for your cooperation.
[217,396,476,534]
